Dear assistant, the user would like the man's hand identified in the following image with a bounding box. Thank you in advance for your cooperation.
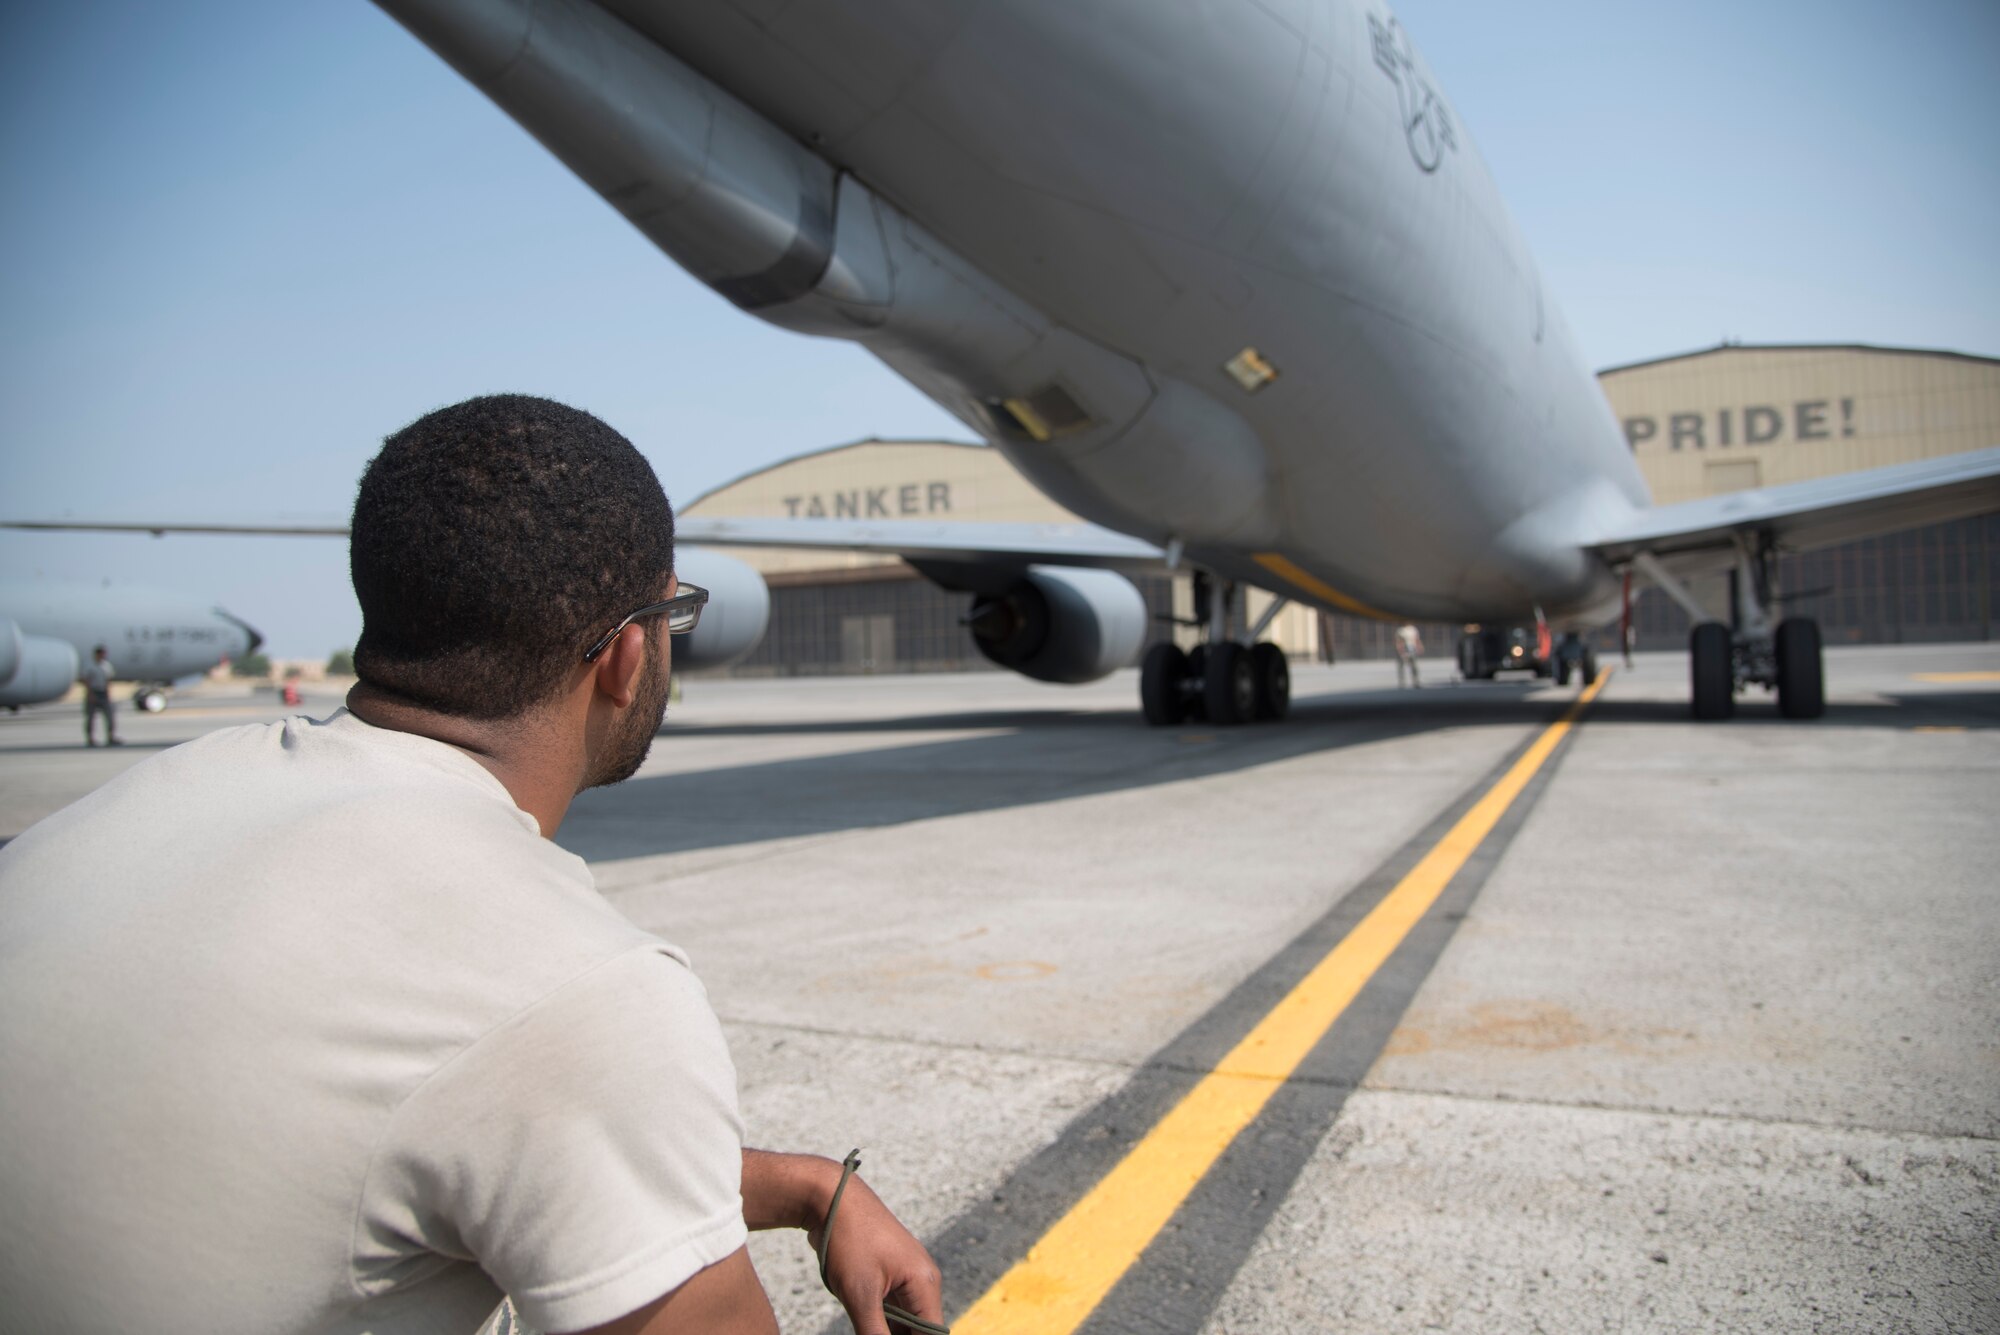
[810,1166,944,1335]
[742,1149,945,1335]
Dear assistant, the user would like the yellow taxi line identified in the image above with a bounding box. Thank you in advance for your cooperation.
[954,670,1615,1334]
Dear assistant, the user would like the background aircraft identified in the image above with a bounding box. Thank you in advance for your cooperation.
[0,527,767,698]
[363,0,2000,724]
[0,577,262,711]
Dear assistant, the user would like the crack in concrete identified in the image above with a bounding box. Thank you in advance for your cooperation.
[1356,1080,2000,1143]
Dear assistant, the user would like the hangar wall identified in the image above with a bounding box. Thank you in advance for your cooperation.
[685,345,1998,676]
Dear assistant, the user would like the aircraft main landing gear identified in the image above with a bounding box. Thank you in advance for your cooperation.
[1774,616,1825,719]
[1690,621,1733,720]
[1204,641,1257,723]
[1250,641,1290,719]
[1140,642,1190,725]
[1639,535,1825,721]
[1686,615,1823,720]
[1139,575,1291,726]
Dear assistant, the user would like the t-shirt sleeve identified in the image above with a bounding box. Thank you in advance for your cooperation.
[360,946,749,1334]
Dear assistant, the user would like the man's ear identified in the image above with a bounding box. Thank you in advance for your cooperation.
[591,623,648,708]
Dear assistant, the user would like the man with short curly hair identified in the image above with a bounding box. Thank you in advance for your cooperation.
[0,395,942,1335]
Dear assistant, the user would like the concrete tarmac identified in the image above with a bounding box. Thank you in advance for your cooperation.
[1,646,1995,1333]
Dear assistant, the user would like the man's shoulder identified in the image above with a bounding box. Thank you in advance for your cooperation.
[73,710,519,823]
[3,711,585,921]
[1,708,673,1069]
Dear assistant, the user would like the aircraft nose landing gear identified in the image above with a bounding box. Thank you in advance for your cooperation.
[1553,633,1598,688]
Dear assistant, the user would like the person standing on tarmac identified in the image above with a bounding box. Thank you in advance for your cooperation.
[0,396,943,1335]
[81,644,120,746]
[1394,623,1424,689]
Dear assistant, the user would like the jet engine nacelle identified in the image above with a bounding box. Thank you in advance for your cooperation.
[966,566,1147,685]
[671,546,770,673]
[0,619,82,707]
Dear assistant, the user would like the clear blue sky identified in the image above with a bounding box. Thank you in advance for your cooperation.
[4,1,1996,658]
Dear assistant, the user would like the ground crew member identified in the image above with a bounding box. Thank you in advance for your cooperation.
[1395,623,1424,689]
[81,644,120,745]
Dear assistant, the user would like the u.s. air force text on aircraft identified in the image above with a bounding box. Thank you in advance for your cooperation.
[782,482,953,520]
[1624,399,1858,452]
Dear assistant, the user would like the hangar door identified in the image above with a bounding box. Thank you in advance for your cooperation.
[840,614,897,673]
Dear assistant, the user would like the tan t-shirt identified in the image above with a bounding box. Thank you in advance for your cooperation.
[0,710,747,1334]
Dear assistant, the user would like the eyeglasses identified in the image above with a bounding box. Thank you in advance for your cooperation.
[581,583,708,662]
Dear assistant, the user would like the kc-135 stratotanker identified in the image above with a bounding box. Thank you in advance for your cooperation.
[14,1,1998,722]
[0,579,262,713]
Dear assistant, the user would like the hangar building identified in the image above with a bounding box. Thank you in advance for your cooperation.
[685,344,1999,675]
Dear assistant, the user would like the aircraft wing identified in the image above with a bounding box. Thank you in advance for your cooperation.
[0,519,350,537]
[674,516,1165,571]
[1,514,1169,572]
[1585,446,2000,577]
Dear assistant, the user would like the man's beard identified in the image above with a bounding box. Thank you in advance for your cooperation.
[585,634,671,790]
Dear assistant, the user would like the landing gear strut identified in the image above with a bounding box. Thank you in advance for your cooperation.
[1139,574,1292,726]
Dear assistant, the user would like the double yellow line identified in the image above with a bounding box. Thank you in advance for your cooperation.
[955,672,1613,1333]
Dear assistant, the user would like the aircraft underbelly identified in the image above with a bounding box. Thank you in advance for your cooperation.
[432,0,1643,620]
[610,1,1635,606]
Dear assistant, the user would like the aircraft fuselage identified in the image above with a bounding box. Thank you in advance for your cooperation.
[601,0,1651,623]
[383,0,1651,625]
[0,578,261,707]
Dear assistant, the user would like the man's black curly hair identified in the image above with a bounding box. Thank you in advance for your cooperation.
[350,395,675,719]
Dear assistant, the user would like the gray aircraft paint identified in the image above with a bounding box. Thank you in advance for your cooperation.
[376,0,1652,626]
[0,578,261,707]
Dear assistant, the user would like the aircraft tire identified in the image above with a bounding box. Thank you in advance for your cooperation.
[1204,642,1256,725]
[1250,642,1290,721]
[1582,647,1599,686]
[1775,617,1825,720]
[1185,644,1209,722]
[1457,634,1483,681]
[135,687,168,713]
[1555,658,1572,687]
[1690,622,1734,721]
[1140,642,1189,727]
